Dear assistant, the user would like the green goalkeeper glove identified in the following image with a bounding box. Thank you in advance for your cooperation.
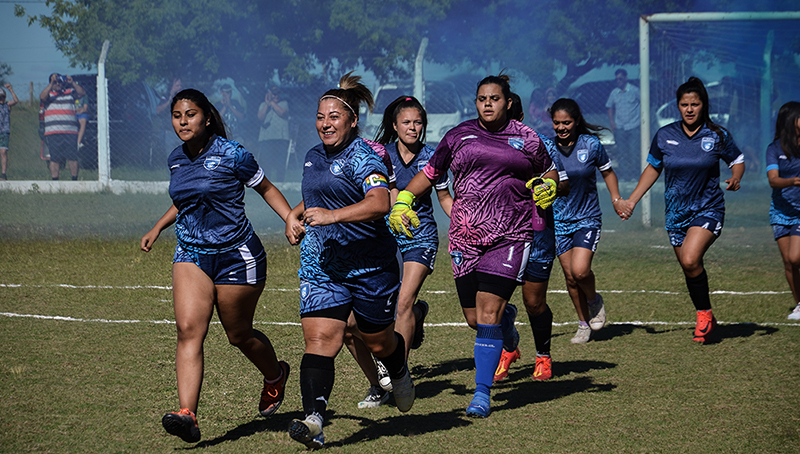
[527,177,557,210]
[389,190,420,239]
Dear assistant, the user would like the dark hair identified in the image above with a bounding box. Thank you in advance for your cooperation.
[170,88,227,139]
[529,88,545,106]
[775,101,800,159]
[319,72,374,136]
[375,95,427,145]
[509,92,524,122]
[615,69,628,77]
[676,76,726,142]
[549,98,605,137]
[476,73,512,100]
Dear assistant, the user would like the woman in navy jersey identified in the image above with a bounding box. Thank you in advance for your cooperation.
[620,77,744,342]
[766,101,800,320]
[494,93,569,382]
[548,98,622,344]
[284,73,415,449]
[348,95,453,408]
[390,74,557,418]
[140,89,293,443]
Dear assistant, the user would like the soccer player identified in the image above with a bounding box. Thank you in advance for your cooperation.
[390,75,557,418]
[494,93,569,381]
[766,101,800,320]
[619,77,745,342]
[548,98,622,344]
[140,89,293,443]
[284,72,415,449]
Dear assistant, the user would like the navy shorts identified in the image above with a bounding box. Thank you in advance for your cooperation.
[174,234,267,285]
[773,224,800,240]
[668,216,723,247]
[299,258,401,330]
[556,227,601,257]
[401,245,438,271]
[46,134,78,165]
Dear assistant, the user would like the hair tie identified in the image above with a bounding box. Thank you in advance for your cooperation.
[319,95,355,116]
[405,97,413,101]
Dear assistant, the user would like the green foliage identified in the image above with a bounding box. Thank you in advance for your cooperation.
[0,60,12,84]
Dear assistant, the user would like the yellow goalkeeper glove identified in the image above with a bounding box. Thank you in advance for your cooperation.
[527,177,557,210]
[389,190,420,238]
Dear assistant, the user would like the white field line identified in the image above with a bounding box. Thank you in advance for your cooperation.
[0,283,790,296]
[1,284,795,327]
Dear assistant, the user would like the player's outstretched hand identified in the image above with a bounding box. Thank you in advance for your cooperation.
[527,177,557,210]
[389,190,420,239]
[725,176,741,191]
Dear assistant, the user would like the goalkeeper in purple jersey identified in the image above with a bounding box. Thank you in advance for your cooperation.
[140,89,294,443]
[548,98,623,345]
[283,73,415,450]
[389,75,557,418]
[766,101,800,320]
[620,77,744,343]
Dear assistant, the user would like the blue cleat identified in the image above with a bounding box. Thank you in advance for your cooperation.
[466,391,491,418]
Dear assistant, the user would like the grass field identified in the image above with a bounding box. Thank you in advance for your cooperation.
[1,186,798,453]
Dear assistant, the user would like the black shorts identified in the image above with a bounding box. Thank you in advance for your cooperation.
[46,134,78,164]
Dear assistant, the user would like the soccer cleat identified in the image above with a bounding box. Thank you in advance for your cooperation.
[466,391,491,418]
[410,300,429,349]
[531,355,552,381]
[391,364,415,412]
[358,385,390,409]
[162,408,201,443]
[571,324,591,344]
[493,347,521,382]
[693,309,717,342]
[588,293,606,331]
[788,303,800,321]
[375,358,392,392]
[259,360,290,417]
[289,415,324,450]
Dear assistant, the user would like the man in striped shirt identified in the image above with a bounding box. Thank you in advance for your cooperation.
[40,73,86,180]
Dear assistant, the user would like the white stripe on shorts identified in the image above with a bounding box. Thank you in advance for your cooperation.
[517,242,531,282]
[238,244,257,284]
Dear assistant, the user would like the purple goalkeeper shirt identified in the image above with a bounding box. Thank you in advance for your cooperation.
[423,118,554,251]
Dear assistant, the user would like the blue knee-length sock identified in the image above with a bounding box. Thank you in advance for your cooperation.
[474,324,503,396]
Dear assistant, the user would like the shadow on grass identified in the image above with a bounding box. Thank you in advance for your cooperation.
[330,409,473,448]
[190,410,303,449]
[492,375,617,412]
[702,322,779,345]
[589,323,662,342]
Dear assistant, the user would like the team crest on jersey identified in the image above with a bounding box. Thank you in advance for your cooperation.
[701,137,715,152]
[508,138,524,150]
[417,160,428,172]
[451,251,463,266]
[204,156,221,170]
[577,149,589,163]
[300,281,311,301]
[330,159,346,175]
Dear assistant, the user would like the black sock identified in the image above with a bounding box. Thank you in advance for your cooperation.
[52,177,58,180]
[299,353,335,418]
[71,175,78,181]
[685,269,711,311]
[528,305,553,356]
[375,333,406,379]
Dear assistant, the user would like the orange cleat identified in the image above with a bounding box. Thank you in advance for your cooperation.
[493,347,521,382]
[693,310,717,342]
[531,356,552,380]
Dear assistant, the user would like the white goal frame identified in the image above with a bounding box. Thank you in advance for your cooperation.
[638,11,800,227]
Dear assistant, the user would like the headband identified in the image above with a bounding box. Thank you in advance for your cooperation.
[319,95,356,116]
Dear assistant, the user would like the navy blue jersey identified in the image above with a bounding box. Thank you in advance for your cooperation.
[648,122,743,230]
[553,134,611,235]
[168,135,262,254]
[767,140,800,226]
[299,137,398,282]
[385,142,450,252]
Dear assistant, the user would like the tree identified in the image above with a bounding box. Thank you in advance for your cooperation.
[0,61,11,85]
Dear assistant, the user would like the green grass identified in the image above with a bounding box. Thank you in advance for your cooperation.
[0,187,798,453]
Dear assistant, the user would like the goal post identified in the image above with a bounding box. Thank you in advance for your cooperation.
[638,11,800,227]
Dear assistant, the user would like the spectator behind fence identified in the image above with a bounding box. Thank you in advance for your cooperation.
[218,84,245,142]
[0,83,19,180]
[40,73,86,180]
[257,86,289,182]
[527,88,549,132]
[157,78,184,151]
[606,69,641,180]
[76,94,89,150]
